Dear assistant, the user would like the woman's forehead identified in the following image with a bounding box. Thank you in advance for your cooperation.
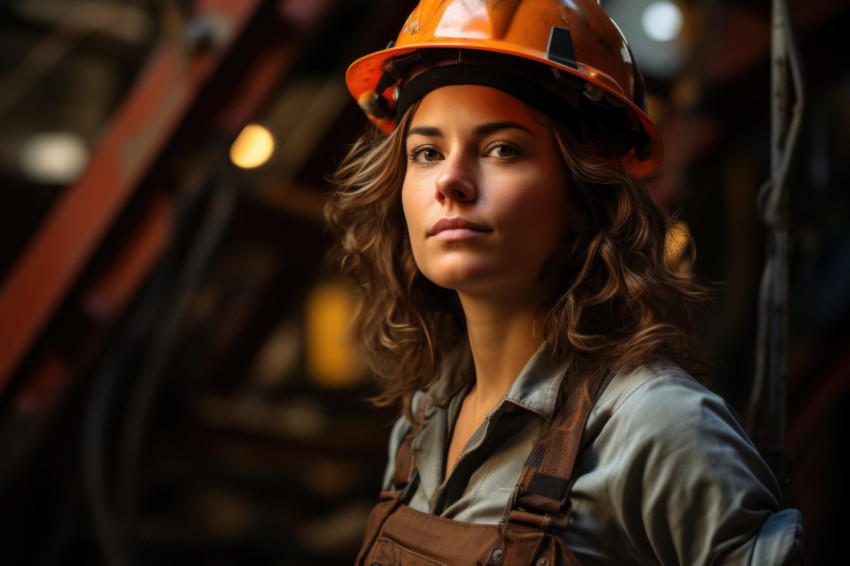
[410,85,546,131]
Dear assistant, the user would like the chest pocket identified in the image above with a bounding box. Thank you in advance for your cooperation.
[359,496,504,565]
[358,492,580,566]
[366,537,447,566]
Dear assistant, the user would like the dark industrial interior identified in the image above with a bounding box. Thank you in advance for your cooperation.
[0,0,848,564]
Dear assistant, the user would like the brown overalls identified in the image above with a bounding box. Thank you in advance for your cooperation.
[356,381,596,566]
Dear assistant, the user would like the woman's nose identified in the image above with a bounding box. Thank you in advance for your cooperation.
[434,154,476,203]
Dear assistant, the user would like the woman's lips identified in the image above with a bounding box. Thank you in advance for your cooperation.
[429,217,492,241]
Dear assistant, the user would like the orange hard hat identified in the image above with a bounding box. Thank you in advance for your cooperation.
[345,0,663,177]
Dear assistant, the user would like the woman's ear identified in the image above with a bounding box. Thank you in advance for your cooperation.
[566,203,587,234]
[564,184,588,234]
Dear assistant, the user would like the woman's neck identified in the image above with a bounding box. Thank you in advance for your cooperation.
[443,289,547,478]
[457,290,545,411]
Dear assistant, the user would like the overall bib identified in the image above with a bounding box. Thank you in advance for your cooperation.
[357,380,597,566]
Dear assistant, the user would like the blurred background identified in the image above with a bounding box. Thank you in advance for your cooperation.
[0,0,847,564]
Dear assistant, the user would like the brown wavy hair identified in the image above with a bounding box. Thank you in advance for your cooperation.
[325,99,710,419]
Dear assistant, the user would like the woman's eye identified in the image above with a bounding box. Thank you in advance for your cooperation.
[409,147,442,163]
[486,143,520,158]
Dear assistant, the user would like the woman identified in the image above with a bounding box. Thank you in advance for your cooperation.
[325,1,805,564]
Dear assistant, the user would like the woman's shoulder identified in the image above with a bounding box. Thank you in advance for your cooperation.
[582,360,774,507]
[572,362,805,565]
[599,360,712,402]
[590,361,735,434]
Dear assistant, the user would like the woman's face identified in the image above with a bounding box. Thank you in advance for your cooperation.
[401,84,576,300]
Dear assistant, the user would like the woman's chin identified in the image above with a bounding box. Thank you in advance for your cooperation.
[421,268,539,299]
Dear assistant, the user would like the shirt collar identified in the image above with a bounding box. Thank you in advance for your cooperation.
[501,340,564,420]
[424,340,565,421]
[409,340,564,506]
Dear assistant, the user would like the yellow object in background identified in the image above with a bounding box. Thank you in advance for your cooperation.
[230,124,274,169]
[305,282,364,388]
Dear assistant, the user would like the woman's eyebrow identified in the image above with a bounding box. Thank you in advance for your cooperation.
[474,121,536,138]
[407,126,442,137]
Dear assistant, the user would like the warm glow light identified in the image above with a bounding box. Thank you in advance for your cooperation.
[305,282,363,388]
[230,124,274,169]
[641,1,684,42]
[19,131,88,184]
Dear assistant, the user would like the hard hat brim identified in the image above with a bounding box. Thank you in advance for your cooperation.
[345,42,663,178]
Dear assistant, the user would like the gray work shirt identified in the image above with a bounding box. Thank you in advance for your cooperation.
[383,345,805,565]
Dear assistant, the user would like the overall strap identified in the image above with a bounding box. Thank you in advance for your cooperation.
[506,375,609,533]
[390,392,429,488]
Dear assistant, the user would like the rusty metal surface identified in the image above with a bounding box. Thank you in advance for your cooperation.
[0,0,332,391]
[0,0,265,391]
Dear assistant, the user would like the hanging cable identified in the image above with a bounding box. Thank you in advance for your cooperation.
[116,170,237,530]
[81,159,237,565]
[747,0,806,484]
[81,240,176,566]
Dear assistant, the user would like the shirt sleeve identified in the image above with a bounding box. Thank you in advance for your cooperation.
[602,371,805,565]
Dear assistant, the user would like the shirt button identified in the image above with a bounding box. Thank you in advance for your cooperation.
[492,548,505,563]
[536,558,549,566]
